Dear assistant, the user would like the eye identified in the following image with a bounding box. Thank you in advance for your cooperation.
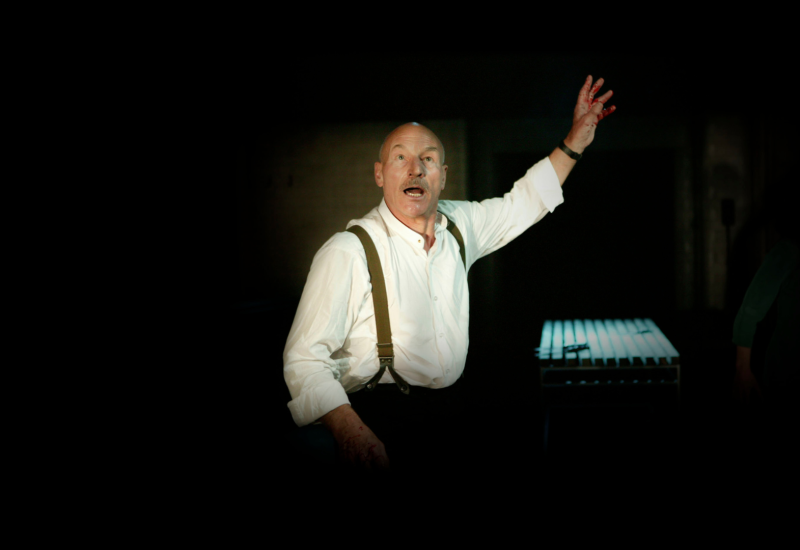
[425,156,434,162]
[397,154,405,160]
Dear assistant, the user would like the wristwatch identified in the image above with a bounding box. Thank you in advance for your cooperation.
[558,140,582,161]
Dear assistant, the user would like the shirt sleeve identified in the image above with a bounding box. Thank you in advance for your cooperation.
[732,239,799,347]
[283,232,371,427]
[439,156,563,267]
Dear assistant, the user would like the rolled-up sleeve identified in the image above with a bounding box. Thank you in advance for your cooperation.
[440,156,563,266]
[283,233,370,426]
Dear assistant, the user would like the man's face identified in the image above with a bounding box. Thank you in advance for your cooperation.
[374,123,447,229]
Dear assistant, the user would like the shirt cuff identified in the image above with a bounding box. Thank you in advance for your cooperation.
[287,379,351,427]
[530,157,564,212]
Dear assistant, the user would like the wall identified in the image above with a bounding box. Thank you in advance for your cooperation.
[467,115,694,313]
[235,120,468,301]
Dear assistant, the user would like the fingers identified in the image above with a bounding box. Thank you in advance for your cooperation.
[588,100,605,123]
[597,105,616,122]
[575,76,592,120]
[578,75,592,102]
[590,88,616,123]
[732,375,763,406]
[579,77,612,121]
[595,89,613,104]
[588,77,605,102]
[591,90,613,110]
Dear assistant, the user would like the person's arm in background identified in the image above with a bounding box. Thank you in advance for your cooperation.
[733,345,761,404]
[732,239,797,404]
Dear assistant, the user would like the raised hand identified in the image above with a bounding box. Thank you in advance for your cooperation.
[565,75,616,154]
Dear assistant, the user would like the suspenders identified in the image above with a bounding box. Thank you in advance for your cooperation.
[346,212,466,395]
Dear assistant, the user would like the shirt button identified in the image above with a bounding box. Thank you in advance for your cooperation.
[439,333,444,338]
[434,296,438,301]
[446,369,450,374]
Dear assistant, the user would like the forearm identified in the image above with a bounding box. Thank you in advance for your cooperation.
[735,345,752,373]
[320,404,364,441]
[548,144,578,187]
[320,403,390,470]
[732,345,761,403]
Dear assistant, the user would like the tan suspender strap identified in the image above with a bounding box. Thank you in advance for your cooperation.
[346,216,465,394]
[439,211,466,271]
[346,226,409,394]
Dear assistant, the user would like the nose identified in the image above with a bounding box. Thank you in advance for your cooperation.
[408,157,426,178]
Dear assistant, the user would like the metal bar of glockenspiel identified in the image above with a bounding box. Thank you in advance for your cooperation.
[644,318,680,364]
[539,320,553,366]
[552,320,564,365]
[573,319,592,366]
[625,319,657,365]
[605,319,629,366]
[584,319,604,366]
[564,320,578,366]
[594,319,616,366]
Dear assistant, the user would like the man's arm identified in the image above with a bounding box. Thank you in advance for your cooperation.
[440,76,616,264]
[548,75,616,186]
[319,404,390,472]
[283,240,358,427]
[283,232,391,471]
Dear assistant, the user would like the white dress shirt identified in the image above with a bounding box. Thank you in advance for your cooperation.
[284,157,564,427]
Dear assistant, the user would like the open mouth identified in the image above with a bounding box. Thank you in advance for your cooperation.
[404,187,425,198]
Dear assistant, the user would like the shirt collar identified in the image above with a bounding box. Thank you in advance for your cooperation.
[378,198,446,251]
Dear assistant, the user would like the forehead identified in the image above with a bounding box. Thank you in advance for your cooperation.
[384,125,443,157]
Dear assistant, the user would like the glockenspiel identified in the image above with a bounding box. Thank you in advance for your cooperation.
[537,318,680,405]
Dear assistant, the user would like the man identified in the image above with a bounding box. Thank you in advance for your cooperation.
[283,76,615,474]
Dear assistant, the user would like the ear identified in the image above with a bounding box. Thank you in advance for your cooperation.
[374,162,384,188]
[441,164,447,190]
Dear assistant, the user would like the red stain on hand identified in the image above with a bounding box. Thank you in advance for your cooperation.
[588,83,603,104]
[597,105,617,122]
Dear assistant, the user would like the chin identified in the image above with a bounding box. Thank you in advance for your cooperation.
[401,204,430,218]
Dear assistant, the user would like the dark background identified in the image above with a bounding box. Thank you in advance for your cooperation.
[196,50,796,486]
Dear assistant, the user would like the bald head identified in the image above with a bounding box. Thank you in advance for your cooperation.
[374,121,448,231]
[379,122,445,165]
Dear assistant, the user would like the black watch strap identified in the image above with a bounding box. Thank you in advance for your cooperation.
[559,140,582,161]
